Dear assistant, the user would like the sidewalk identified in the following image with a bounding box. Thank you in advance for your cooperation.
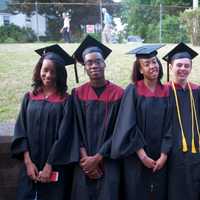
[0,122,15,136]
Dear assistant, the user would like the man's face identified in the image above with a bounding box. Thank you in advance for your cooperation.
[84,52,105,81]
[170,58,192,83]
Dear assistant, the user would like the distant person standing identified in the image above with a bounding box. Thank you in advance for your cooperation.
[60,12,71,43]
[102,8,112,43]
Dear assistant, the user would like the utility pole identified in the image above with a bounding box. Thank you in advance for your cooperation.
[193,0,199,9]
[99,0,103,42]
[159,3,163,43]
[35,0,40,41]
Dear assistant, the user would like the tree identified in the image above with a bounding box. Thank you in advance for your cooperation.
[121,0,193,42]
[181,8,200,45]
[8,0,115,41]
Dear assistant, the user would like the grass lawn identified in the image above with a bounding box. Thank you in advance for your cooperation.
[0,42,200,122]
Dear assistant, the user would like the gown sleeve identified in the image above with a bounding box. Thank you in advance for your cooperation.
[11,93,29,160]
[47,95,80,165]
[71,88,86,149]
[111,84,146,159]
[161,92,172,154]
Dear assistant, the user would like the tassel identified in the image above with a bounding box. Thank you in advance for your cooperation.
[182,135,188,152]
[191,139,197,153]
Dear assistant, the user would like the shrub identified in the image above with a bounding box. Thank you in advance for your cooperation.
[162,14,189,43]
[180,8,200,46]
[0,24,37,43]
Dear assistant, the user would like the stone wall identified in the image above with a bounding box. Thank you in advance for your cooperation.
[0,136,22,200]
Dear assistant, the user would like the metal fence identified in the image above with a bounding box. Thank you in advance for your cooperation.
[0,1,192,43]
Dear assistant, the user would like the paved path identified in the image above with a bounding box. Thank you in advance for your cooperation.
[0,122,15,136]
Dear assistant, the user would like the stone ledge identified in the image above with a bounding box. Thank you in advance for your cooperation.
[0,136,22,200]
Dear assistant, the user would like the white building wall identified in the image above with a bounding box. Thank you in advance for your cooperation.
[0,12,46,36]
[31,14,46,36]
[10,13,26,28]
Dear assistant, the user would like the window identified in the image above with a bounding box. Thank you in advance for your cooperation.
[3,15,10,25]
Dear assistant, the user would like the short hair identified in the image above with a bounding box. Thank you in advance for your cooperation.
[82,47,103,62]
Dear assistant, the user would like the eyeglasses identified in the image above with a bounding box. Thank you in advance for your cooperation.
[84,59,104,66]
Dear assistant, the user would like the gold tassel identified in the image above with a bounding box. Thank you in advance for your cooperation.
[182,134,188,152]
[191,139,197,153]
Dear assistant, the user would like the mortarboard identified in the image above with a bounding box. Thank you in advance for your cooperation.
[35,44,75,66]
[162,42,198,81]
[127,44,165,59]
[73,35,112,64]
[163,42,198,63]
[35,44,79,83]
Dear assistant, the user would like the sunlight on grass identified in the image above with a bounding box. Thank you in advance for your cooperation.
[0,43,200,122]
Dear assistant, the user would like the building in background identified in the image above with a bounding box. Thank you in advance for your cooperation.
[0,0,46,36]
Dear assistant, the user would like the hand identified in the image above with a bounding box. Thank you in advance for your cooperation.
[80,148,103,179]
[86,166,103,179]
[24,151,38,181]
[38,163,52,183]
[153,153,167,172]
[80,154,103,174]
[137,148,156,169]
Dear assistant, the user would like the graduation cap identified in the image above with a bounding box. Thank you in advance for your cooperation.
[73,35,112,65]
[127,44,165,59]
[35,44,79,83]
[162,42,198,81]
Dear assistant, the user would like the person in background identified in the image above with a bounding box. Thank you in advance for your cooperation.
[11,44,78,200]
[163,42,200,200]
[71,35,124,200]
[102,8,112,43]
[111,45,172,200]
[60,12,71,43]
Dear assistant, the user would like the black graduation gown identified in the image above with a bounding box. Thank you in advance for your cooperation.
[71,81,124,200]
[167,82,200,200]
[111,80,172,200]
[11,92,78,200]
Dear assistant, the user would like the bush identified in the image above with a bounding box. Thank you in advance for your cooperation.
[162,15,189,43]
[180,8,200,46]
[0,24,37,43]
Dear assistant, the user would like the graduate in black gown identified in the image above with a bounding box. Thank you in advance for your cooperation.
[11,44,78,200]
[71,35,124,200]
[163,43,200,200]
[111,45,172,200]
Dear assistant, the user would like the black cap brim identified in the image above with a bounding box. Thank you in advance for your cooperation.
[35,44,75,66]
[162,42,198,63]
[73,35,112,64]
[127,44,165,58]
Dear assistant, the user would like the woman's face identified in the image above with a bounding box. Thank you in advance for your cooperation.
[40,59,56,88]
[139,57,160,81]
[170,58,192,84]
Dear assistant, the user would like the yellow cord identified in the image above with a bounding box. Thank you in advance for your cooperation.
[172,81,188,152]
[189,82,200,152]
[188,82,196,153]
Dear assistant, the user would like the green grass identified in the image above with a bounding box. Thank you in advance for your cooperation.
[0,42,200,122]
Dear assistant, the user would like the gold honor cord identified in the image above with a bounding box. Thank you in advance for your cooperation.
[172,81,188,152]
[189,83,200,152]
[188,82,196,153]
[172,81,200,153]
